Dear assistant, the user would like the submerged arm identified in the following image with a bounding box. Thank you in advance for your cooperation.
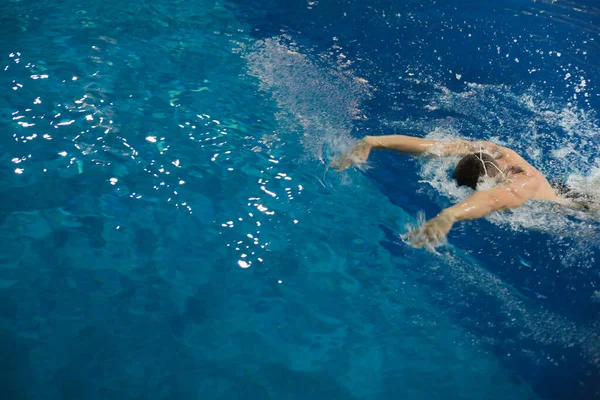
[407,177,538,247]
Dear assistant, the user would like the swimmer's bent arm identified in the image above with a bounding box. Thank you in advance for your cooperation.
[407,179,537,247]
[442,184,533,221]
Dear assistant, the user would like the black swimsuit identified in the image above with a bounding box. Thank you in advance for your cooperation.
[550,179,593,211]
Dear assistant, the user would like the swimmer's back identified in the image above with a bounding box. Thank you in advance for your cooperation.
[490,144,559,202]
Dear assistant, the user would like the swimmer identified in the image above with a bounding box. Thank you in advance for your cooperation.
[331,134,589,248]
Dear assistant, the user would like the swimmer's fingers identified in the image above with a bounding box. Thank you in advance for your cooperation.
[329,158,346,170]
[331,140,371,172]
[403,227,420,242]
[330,158,351,171]
[409,233,441,248]
[405,224,446,248]
[330,154,365,171]
[404,228,429,248]
[329,151,353,170]
[411,236,443,249]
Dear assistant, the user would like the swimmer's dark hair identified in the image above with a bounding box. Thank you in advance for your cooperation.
[452,153,499,190]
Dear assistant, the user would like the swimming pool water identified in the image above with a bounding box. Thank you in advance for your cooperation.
[0,0,599,399]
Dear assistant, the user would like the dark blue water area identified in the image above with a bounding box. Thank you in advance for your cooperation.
[1,0,599,400]
[230,0,600,399]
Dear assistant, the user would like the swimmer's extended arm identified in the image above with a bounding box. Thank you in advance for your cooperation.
[366,135,497,156]
[364,135,440,155]
[407,178,537,248]
[331,135,497,170]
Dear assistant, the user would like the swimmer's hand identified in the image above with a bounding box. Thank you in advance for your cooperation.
[405,211,455,248]
[330,137,372,171]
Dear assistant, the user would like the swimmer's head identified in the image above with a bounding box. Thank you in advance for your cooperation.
[452,153,499,190]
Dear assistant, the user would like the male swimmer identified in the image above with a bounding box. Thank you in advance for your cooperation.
[332,134,590,248]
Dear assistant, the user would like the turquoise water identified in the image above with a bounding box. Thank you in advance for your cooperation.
[1,0,599,399]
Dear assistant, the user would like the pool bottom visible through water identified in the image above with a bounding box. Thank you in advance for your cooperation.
[1,0,599,399]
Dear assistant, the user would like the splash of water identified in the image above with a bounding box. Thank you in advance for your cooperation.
[244,35,372,163]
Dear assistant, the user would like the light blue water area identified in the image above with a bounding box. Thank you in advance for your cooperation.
[0,0,598,399]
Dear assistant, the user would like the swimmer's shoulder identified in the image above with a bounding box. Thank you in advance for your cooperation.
[492,144,536,170]
[441,139,502,156]
[473,141,511,160]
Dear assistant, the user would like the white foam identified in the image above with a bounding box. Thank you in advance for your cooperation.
[567,162,600,204]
